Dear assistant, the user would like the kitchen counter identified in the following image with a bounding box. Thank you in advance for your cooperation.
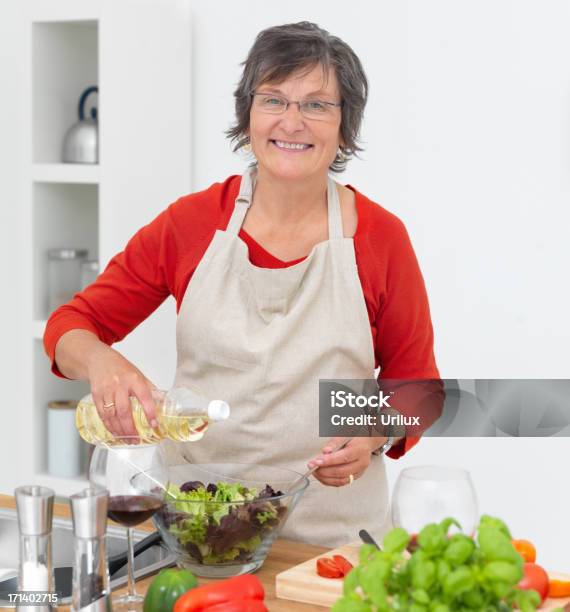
[0,494,328,611]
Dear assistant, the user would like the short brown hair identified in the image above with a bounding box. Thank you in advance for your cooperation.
[226,22,368,172]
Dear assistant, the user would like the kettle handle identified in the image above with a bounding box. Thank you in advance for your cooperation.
[78,86,98,121]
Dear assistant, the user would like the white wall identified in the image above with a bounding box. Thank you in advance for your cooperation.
[0,0,31,487]
[189,0,570,571]
[1,0,568,570]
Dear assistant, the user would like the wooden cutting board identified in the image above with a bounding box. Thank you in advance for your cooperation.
[275,542,570,610]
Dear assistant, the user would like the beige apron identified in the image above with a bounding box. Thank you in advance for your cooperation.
[171,168,390,547]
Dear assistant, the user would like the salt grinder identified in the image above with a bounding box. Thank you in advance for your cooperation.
[70,487,111,611]
[15,485,55,611]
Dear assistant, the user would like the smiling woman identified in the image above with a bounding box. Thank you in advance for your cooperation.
[247,65,343,184]
[44,21,442,549]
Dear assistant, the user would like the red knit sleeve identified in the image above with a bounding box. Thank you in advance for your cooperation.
[374,219,439,380]
[353,190,442,459]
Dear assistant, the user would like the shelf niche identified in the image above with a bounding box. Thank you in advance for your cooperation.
[33,20,98,164]
[33,340,90,484]
[33,182,99,321]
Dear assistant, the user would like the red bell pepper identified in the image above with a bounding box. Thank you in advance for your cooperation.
[173,574,265,612]
[202,600,267,612]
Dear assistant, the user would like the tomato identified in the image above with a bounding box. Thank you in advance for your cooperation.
[548,572,570,598]
[332,555,354,576]
[512,539,537,563]
[316,557,343,578]
[517,562,550,604]
[407,533,419,553]
[316,555,353,579]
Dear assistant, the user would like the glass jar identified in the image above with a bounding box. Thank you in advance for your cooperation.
[47,400,82,478]
[47,248,88,314]
[80,259,99,290]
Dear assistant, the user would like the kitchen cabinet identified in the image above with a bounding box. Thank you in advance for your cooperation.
[12,0,191,496]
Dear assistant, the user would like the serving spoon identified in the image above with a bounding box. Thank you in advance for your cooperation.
[287,437,353,493]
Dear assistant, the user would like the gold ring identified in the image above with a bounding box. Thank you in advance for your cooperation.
[102,402,115,415]
[348,474,354,485]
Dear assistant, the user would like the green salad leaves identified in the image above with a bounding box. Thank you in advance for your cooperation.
[161,480,284,565]
[332,515,545,612]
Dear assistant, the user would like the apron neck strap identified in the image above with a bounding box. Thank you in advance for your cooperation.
[226,167,256,235]
[227,168,343,239]
[326,175,343,240]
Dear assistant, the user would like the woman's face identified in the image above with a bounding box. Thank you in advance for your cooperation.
[248,65,343,183]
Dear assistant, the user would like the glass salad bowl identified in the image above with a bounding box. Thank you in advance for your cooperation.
[149,462,309,577]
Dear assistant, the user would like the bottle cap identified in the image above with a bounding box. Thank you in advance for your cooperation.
[15,485,55,536]
[70,486,109,539]
[207,400,230,421]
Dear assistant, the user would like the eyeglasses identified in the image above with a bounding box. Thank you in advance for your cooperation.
[250,92,342,120]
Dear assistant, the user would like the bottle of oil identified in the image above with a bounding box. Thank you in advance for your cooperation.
[75,386,230,445]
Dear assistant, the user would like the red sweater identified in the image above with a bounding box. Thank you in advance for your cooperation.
[44,175,440,458]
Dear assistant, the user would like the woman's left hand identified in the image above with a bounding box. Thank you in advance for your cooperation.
[307,436,386,487]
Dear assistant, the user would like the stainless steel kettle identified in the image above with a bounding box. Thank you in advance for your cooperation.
[62,86,98,164]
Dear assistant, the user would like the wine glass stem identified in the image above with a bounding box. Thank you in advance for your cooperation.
[126,527,137,598]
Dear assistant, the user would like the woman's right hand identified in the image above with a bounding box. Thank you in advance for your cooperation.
[86,343,158,438]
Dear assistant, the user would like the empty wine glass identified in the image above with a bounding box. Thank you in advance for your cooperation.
[89,437,167,611]
[391,466,478,536]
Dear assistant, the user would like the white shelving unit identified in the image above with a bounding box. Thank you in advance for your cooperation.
[32,319,47,340]
[32,163,100,184]
[14,0,192,497]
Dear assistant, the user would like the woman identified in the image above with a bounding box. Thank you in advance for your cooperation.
[45,22,440,546]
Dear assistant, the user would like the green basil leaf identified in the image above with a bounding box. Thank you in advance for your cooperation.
[359,543,378,564]
[436,558,451,582]
[331,593,373,612]
[383,527,411,554]
[360,562,389,606]
[513,588,540,612]
[491,581,512,599]
[444,534,475,566]
[443,565,474,598]
[411,559,436,590]
[461,586,485,608]
[417,524,446,554]
[343,566,360,595]
[390,592,410,610]
[483,560,523,585]
[478,526,522,566]
[411,588,430,604]
[439,517,462,534]
[479,515,512,539]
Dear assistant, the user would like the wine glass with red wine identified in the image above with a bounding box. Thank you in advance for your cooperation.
[89,437,167,611]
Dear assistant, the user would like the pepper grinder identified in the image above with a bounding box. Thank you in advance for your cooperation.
[70,487,112,612]
[15,485,55,612]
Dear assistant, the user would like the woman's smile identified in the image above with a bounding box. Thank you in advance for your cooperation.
[271,139,314,152]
